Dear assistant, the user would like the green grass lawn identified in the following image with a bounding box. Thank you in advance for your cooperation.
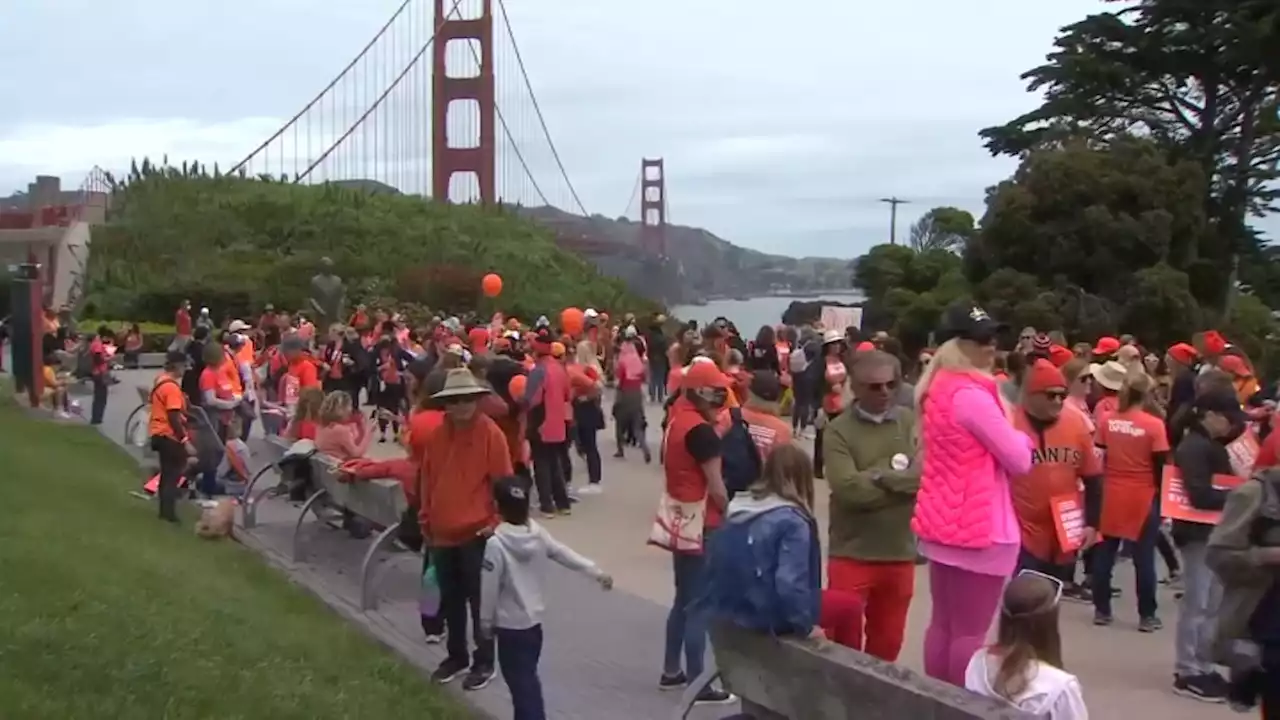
[0,400,470,720]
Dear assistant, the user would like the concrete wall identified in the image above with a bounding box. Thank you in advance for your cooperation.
[709,622,1041,720]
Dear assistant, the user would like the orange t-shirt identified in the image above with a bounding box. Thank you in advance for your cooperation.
[1092,394,1118,429]
[405,409,446,464]
[1095,407,1169,540]
[1011,408,1102,562]
[717,406,794,459]
[418,414,514,546]
[148,376,187,440]
[219,352,244,397]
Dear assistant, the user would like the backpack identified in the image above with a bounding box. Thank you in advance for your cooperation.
[788,347,809,374]
[721,408,763,497]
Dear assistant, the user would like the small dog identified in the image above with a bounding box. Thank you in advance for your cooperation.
[195,499,236,539]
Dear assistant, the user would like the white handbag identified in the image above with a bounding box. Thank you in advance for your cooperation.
[647,492,707,553]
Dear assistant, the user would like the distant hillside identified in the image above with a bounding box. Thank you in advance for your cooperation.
[517,205,851,302]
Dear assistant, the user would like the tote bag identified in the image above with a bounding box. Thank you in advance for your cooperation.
[646,424,707,553]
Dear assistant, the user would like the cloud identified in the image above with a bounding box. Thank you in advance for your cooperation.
[1,0,1274,257]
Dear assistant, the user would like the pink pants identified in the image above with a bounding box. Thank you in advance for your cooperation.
[923,561,1006,685]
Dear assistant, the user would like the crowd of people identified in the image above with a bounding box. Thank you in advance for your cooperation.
[116,295,1280,719]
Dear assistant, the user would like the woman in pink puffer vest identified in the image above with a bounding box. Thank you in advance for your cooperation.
[913,302,1034,686]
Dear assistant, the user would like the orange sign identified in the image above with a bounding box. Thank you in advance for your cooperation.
[1160,466,1244,525]
[1051,494,1088,552]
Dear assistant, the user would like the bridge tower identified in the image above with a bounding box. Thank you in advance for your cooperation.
[432,0,496,203]
[639,158,667,258]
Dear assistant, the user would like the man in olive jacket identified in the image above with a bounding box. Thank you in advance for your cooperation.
[822,350,920,662]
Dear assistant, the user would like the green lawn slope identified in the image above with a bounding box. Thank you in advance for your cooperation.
[0,400,470,719]
[84,162,657,323]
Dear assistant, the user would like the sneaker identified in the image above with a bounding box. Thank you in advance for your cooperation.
[423,632,445,645]
[1093,612,1114,627]
[461,665,495,691]
[1138,616,1163,633]
[693,687,737,705]
[432,657,469,684]
[657,671,688,690]
[578,484,602,496]
[1063,584,1093,603]
[1173,673,1227,703]
[557,508,572,517]
[540,510,557,520]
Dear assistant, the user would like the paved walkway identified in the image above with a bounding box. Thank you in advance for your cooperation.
[92,370,1234,720]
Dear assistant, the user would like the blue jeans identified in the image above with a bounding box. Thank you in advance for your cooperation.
[497,625,545,720]
[648,364,667,404]
[1175,541,1222,676]
[1091,500,1160,618]
[663,534,712,679]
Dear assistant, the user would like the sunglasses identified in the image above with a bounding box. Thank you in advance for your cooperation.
[1003,569,1064,616]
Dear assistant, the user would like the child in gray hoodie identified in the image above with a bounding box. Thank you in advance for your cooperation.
[480,475,612,719]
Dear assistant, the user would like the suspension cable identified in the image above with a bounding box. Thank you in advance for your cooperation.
[228,0,414,174]
[495,0,587,215]
[450,4,549,206]
[297,0,464,182]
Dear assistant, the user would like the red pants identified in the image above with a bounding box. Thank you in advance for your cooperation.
[828,556,915,661]
[819,589,864,650]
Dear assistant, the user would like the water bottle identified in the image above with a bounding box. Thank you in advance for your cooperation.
[419,562,440,618]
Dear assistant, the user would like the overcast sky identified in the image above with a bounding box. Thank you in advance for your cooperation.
[2,0,1275,258]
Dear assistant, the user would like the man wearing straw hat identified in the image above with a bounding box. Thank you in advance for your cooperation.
[419,368,514,691]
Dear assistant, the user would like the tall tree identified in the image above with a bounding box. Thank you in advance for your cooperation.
[907,206,975,253]
[979,0,1280,311]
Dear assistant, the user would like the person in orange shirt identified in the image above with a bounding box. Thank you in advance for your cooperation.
[418,369,513,690]
[278,334,321,417]
[1091,371,1169,631]
[1010,360,1102,602]
[718,370,793,459]
[813,330,849,479]
[148,351,194,523]
[1090,360,1127,426]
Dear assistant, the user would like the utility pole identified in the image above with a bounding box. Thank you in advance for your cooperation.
[879,196,909,245]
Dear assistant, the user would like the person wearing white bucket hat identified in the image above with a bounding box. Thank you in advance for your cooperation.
[420,368,513,690]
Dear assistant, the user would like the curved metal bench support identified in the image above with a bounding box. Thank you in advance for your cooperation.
[358,522,402,611]
[291,488,329,563]
[240,464,279,529]
[122,403,146,446]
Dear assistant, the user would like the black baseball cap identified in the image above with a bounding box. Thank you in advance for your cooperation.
[749,370,782,403]
[492,474,533,523]
[1193,389,1247,423]
[937,300,1007,344]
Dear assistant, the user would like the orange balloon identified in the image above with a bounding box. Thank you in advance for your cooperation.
[560,307,585,336]
[481,273,503,298]
[508,374,527,400]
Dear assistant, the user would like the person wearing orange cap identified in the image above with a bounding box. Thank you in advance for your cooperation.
[1047,344,1075,368]
[1092,336,1121,360]
[1165,341,1202,444]
[656,359,733,704]
[1011,360,1103,601]
[522,328,572,518]
[1197,330,1227,372]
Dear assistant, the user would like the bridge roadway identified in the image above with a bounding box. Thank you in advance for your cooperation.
[94,369,1232,720]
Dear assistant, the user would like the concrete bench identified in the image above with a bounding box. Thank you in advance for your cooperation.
[675,621,1041,720]
[242,439,411,612]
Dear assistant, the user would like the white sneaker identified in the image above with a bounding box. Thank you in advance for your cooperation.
[578,484,603,495]
[54,411,73,420]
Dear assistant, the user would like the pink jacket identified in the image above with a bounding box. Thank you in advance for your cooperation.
[912,369,1032,551]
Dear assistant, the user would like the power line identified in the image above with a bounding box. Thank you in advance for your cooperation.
[495,0,588,216]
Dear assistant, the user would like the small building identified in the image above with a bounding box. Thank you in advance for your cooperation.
[0,175,108,309]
